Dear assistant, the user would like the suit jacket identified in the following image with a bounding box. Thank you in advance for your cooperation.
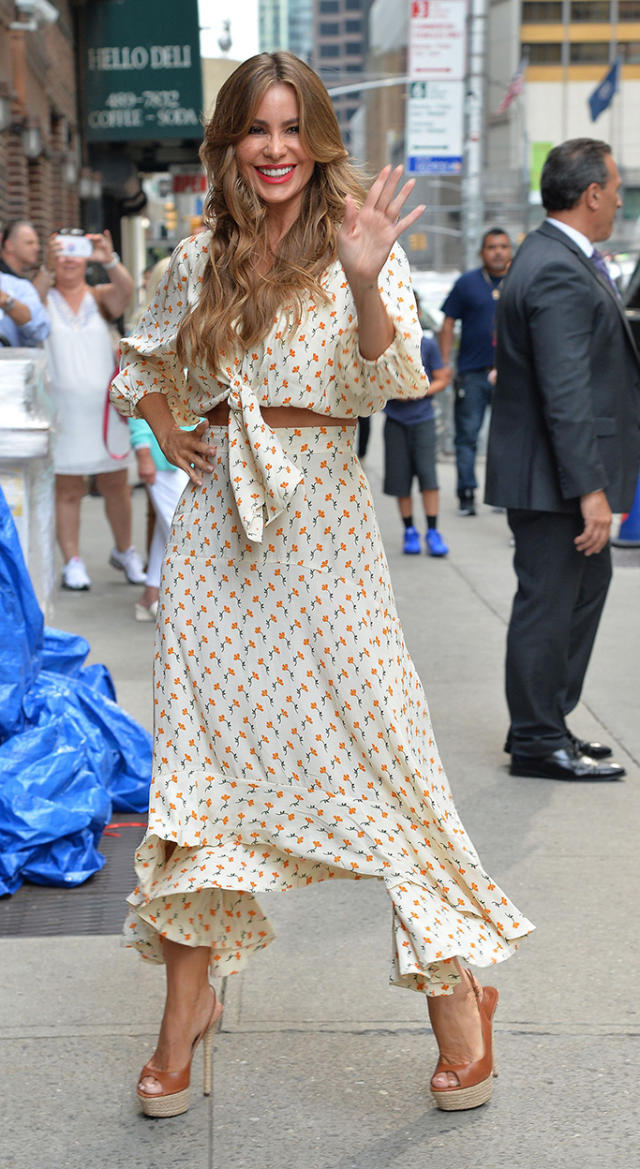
[485,220,640,513]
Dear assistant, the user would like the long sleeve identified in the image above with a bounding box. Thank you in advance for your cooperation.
[112,238,207,426]
[526,260,607,499]
[334,246,429,412]
[17,281,50,345]
[0,274,50,346]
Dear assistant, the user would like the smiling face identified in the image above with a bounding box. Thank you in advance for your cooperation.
[235,83,315,230]
[54,253,87,291]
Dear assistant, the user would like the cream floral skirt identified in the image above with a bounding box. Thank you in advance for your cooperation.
[125,424,534,994]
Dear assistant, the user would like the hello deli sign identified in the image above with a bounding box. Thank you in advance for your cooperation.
[84,0,203,141]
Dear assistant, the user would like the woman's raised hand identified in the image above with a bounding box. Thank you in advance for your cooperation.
[87,229,117,266]
[337,165,425,291]
[158,420,217,487]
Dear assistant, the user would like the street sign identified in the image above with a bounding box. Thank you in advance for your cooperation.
[84,0,203,142]
[406,3,466,174]
[406,81,463,174]
[408,1,467,82]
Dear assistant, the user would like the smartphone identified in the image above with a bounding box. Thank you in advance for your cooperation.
[56,234,93,258]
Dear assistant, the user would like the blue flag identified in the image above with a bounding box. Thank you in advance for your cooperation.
[588,60,620,121]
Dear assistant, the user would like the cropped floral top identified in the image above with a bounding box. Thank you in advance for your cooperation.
[112,231,428,542]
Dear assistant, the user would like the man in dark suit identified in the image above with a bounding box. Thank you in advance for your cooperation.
[486,138,640,780]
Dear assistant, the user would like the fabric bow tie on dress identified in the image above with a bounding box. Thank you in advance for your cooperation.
[225,374,303,543]
[590,248,621,297]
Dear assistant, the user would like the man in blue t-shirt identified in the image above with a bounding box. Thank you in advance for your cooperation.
[439,228,512,515]
[383,300,452,556]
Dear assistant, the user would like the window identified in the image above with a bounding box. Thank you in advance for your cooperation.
[320,21,340,34]
[621,39,640,61]
[345,0,361,9]
[620,0,640,16]
[346,18,362,32]
[522,2,562,18]
[570,2,610,19]
[569,41,609,62]
[521,42,562,63]
[319,44,337,58]
[345,41,362,54]
[320,0,340,10]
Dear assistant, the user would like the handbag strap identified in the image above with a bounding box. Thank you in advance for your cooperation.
[103,350,129,460]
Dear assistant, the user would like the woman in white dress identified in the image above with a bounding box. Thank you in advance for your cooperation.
[44,231,145,590]
[113,53,534,1118]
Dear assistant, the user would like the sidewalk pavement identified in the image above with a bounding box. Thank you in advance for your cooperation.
[1,416,639,1169]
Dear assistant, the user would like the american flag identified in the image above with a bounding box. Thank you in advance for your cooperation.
[495,58,527,115]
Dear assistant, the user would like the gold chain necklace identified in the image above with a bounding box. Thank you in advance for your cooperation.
[482,267,505,301]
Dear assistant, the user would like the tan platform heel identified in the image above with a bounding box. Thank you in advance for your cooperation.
[430,972,499,1112]
[137,990,223,1117]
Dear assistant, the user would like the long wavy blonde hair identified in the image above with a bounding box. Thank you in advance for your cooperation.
[176,52,367,373]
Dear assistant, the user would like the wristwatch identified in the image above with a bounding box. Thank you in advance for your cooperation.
[103,252,120,270]
[2,295,15,313]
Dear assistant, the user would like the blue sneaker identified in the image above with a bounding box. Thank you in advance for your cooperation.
[403,525,421,554]
[426,529,449,557]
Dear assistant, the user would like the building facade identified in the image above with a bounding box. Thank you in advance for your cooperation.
[0,0,80,247]
[311,0,372,148]
[363,0,640,269]
[259,0,314,61]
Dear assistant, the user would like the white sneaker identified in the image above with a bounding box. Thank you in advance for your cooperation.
[109,545,146,584]
[62,556,91,591]
[134,600,158,622]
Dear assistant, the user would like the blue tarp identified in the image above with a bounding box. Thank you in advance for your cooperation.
[0,487,151,896]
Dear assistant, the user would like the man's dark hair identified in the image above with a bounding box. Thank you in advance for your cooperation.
[480,227,510,249]
[540,138,611,212]
[1,219,30,248]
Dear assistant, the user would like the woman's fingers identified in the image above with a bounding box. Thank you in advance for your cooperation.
[362,167,425,237]
[364,165,392,209]
[386,179,418,221]
[394,203,426,236]
[371,165,405,213]
[162,431,217,486]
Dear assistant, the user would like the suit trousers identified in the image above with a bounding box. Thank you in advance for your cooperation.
[505,509,612,756]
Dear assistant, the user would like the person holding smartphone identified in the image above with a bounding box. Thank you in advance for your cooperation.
[43,229,146,591]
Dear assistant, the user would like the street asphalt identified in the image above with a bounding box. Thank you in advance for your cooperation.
[1,415,638,1169]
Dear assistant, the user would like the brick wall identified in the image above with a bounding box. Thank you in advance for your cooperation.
[0,0,79,257]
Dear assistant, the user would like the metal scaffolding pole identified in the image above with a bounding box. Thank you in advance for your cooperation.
[462,0,486,269]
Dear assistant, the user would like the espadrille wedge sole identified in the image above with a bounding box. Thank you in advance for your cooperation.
[430,983,499,1112]
[137,990,222,1118]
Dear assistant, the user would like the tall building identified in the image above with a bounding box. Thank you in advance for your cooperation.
[259,0,314,62]
[0,1,80,241]
[488,0,640,247]
[312,0,373,149]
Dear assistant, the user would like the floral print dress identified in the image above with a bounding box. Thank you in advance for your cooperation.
[112,233,533,995]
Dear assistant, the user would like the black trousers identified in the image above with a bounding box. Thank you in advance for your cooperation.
[357,416,370,459]
[505,509,612,756]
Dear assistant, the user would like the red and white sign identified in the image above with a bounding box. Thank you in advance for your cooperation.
[172,171,206,194]
[409,0,467,82]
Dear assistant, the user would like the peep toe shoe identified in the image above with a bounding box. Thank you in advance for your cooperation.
[137,991,223,1117]
[430,979,499,1111]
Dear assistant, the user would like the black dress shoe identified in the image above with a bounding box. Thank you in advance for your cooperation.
[504,730,614,759]
[510,748,625,781]
[566,731,613,760]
